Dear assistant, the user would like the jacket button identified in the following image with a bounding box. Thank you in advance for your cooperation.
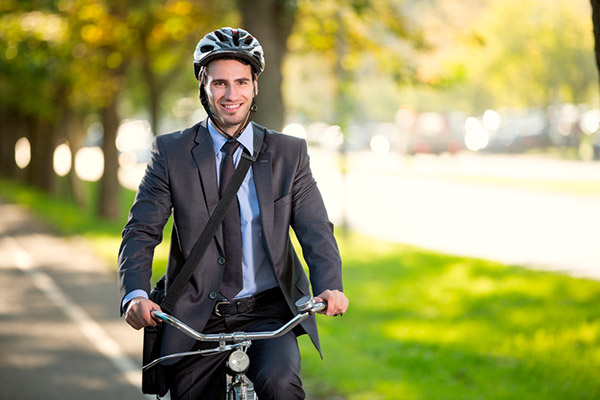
[209,292,217,300]
[218,257,225,265]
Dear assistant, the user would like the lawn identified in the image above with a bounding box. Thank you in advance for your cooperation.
[2,179,599,399]
[299,234,600,399]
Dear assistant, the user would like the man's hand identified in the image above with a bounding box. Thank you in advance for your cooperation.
[124,297,162,330]
[314,289,349,317]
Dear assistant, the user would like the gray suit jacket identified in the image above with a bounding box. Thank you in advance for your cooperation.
[118,119,342,358]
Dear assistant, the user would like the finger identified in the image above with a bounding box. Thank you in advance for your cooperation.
[331,293,348,316]
[125,313,143,330]
[326,296,337,316]
[142,307,158,327]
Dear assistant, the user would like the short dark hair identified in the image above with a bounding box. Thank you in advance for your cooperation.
[201,56,258,83]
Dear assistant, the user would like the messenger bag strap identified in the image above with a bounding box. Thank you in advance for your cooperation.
[160,129,264,314]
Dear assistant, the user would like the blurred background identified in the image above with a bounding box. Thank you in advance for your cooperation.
[1,0,598,216]
[2,0,600,399]
[2,0,599,277]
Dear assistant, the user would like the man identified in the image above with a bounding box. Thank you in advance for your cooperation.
[118,27,348,399]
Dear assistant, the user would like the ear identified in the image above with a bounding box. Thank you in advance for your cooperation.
[253,80,258,97]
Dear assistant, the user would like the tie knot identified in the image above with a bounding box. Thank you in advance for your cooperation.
[222,140,240,157]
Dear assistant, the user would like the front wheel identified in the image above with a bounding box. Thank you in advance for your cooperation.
[226,374,257,400]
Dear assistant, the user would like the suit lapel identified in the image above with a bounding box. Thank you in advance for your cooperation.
[252,125,275,266]
[191,120,223,246]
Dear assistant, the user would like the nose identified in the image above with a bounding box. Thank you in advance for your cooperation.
[225,84,239,100]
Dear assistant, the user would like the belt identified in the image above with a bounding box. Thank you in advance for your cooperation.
[214,287,282,317]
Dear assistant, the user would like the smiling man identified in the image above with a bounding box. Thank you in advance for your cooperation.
[118,27,348,400]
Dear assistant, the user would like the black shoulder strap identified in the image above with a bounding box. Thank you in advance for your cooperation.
[160,128,264,313]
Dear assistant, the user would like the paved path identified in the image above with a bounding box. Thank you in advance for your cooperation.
[0,201,150,399]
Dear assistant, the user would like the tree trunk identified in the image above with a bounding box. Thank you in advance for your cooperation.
[27,115,56,193]
[592,0,600,99]
[0,109,19,179]
[99,96,121,220]
[239,0,297,131]
[63,110,87,208]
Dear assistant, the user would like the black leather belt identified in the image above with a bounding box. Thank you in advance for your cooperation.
[214,287,282,317]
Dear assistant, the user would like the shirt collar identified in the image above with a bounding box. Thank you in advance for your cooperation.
[207,118,254,156]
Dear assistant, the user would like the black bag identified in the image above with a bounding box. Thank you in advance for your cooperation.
[141,282,169,396]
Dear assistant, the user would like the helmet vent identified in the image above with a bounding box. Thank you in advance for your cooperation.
[215,30,227,42]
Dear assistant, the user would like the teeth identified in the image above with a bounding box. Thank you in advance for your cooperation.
[223,104,240,109]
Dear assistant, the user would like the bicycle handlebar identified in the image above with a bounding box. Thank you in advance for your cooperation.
[143,295,326,370]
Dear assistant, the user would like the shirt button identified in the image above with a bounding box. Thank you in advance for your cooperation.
[209,292,217,300]
[218,257,226,265]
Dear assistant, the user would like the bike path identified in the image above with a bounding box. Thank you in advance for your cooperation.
[0,200,150,400]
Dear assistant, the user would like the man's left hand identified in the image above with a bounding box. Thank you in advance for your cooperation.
[314,289,349,317]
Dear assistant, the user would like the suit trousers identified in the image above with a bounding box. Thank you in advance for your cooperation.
[167,291,306,400]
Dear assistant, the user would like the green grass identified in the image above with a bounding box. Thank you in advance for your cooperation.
[3,179,600,399]
[299,235,600,399]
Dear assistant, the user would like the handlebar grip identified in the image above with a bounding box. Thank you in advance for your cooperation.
[312,301,327,314]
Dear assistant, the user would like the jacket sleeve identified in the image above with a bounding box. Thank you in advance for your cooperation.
[290,139,343,296]
[117,135,173,306]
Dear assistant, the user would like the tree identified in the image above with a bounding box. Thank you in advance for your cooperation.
[400,0,596,113]
[592,0,600,99]
[286,0,424,124]
[0,5,71,192]
[284,0,422,229]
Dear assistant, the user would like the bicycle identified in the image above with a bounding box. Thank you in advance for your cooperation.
[143,295,327,400]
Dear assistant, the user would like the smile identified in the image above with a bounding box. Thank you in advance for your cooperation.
[222,104,242,110]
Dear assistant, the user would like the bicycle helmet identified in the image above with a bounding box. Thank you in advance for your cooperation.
[193,27,265,80]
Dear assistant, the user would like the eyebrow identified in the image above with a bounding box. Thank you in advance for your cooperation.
[211,77,252,84]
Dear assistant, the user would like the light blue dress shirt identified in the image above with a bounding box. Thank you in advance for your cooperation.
[207,120,277,299]
[122,120,277,310]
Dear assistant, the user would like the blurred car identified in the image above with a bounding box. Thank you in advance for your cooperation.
[403,112,464,155]
[484,109,550,153]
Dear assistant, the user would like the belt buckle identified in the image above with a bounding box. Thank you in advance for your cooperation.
[214,301,230,317]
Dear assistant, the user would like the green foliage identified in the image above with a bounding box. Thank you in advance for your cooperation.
[403,0,597,113]
[299,233,600,399]
[285,0,598,121]
[285,0,423,124]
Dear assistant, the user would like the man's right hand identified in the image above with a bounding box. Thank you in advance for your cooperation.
[125,297,162,330]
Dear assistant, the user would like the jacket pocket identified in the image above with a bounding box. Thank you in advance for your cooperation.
[274,192,292,210]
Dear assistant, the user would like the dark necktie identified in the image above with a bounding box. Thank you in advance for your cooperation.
[219,140,243,300]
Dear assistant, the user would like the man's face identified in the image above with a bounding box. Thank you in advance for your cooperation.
[203,58,257,137]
